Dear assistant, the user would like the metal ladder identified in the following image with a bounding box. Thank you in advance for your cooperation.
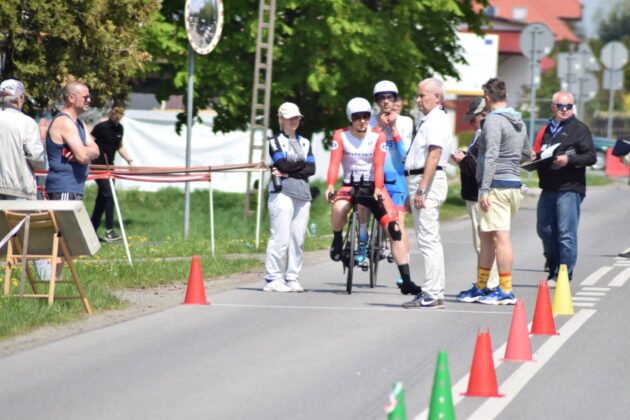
[245,0,277,246]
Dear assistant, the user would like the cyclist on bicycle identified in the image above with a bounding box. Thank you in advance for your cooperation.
[326,97,421,294]
[369,81,417,293]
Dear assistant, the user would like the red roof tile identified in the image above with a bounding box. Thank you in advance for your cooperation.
[487,0,582,43]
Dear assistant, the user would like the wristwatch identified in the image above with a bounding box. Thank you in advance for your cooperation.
[415,187,425,196]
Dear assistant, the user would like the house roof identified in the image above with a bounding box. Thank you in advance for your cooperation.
[485,0,582,43]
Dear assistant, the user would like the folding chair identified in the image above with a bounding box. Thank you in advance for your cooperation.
[2,210,92,314]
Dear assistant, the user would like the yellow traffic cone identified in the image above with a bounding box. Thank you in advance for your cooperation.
[552,264,574,315]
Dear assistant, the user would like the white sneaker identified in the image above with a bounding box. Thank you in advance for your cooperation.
[286,280,304,292]
[263,280,292,292]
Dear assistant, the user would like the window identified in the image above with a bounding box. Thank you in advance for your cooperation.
[513,6,528,21]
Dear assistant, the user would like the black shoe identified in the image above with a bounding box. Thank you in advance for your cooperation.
[330,242,342,261]
[398,281,422,296]
[105,229,122,243]
[619,249,630,258]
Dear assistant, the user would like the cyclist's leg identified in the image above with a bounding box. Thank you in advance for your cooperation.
[369,191,422,295]
[330,187,352,261]
[386,187,409,258]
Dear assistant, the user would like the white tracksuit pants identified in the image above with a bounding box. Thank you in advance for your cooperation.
[406,171,448,299]
[264,192,311,283]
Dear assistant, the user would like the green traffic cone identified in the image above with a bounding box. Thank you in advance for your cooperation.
[428,350,455,420]
[385,382,407,420]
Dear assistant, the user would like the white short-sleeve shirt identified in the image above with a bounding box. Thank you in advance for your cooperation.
[404,106,454,170]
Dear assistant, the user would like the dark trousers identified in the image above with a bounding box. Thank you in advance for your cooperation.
[91,179,114,230]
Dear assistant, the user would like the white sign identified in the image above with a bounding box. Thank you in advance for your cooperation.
[443,33,499,95]
[601,41,629,70]
[603,69,624,90]
[519,23,555,61]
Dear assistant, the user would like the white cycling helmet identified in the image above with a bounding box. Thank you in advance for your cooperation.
[346,97,372,122]
[373,80,398,98]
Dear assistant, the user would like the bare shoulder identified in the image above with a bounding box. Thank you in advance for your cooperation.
[48,115,76,144]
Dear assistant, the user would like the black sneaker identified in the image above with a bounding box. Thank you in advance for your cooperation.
[330,238,343,261]
[402,293,444,309]
[105,229,122,243]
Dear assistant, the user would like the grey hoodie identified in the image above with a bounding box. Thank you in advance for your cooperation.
[476,108,530,195]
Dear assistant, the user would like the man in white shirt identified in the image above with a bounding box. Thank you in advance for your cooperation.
[401,78,455,308]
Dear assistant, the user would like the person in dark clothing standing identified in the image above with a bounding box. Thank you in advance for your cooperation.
[90,107,133,243]
[535,91,596,283]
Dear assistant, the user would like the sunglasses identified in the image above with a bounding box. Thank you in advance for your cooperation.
[351,112,371,122]
[376,93,396,102]
[555,103,573,111]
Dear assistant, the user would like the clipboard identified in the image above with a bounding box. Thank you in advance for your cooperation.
[522,143,560,172]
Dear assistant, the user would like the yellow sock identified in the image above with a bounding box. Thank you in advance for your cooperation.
[499,272,512,293]
[476,267,491,289]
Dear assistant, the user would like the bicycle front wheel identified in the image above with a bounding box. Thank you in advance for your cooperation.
[368,218,382,288]
[344,210,358,294]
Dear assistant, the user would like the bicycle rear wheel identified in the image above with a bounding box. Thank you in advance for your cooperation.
[343,210,358,294]
[368,217,382,288]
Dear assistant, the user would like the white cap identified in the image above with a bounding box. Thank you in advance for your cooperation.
[346,97,372,122]
[278,102,303,119]
[0,79,25,97]
[373,80,398,97]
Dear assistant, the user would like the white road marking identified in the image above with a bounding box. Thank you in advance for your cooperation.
[466,309,596,420]
[572,296,599,302]
[581,266,613,286]
[575,291,605,297]
[608,268,630,287]
[581,287,610,292]
[573,302,596,308]
[211,303,512,315]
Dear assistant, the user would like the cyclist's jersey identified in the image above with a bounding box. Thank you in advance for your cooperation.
[326,127,386,189]
[369,114,413,194]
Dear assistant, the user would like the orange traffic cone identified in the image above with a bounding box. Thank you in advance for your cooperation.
[184,255,208,305]
[502,299,533,362]
[462,328,503,397]
[530,280,557,335]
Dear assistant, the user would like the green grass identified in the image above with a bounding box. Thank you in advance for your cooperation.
[0,171,612,338]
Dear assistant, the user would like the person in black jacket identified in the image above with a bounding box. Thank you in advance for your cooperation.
[262,102,316,292]
[535,91,596,283]
[452,98,499,302]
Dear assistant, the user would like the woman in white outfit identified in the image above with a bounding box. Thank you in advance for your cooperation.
[263,102,316,292]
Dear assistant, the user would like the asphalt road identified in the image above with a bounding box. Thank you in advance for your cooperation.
[1,184,629,420]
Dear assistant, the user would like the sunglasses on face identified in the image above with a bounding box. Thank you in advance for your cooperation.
[555,103,573,111]
[376,93,395,102]
[351,112,371,122]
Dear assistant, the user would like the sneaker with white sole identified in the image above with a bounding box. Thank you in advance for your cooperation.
[263,280,292,292]
[104,229,122,243]
[477,287,516,305]
[286,280,304,292]
[456,284,491,303]
[402,292,444,309]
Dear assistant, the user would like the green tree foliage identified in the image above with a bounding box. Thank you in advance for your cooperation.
[595,2,630,112]
[597,2,630,43]
[145,0,488,139]
[0,0,159,115]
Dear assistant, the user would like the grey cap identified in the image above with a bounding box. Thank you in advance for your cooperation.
[463,97,486,122]
[0,79,25,97]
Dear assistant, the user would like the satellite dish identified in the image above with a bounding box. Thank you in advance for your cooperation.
[185,0,224,55]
